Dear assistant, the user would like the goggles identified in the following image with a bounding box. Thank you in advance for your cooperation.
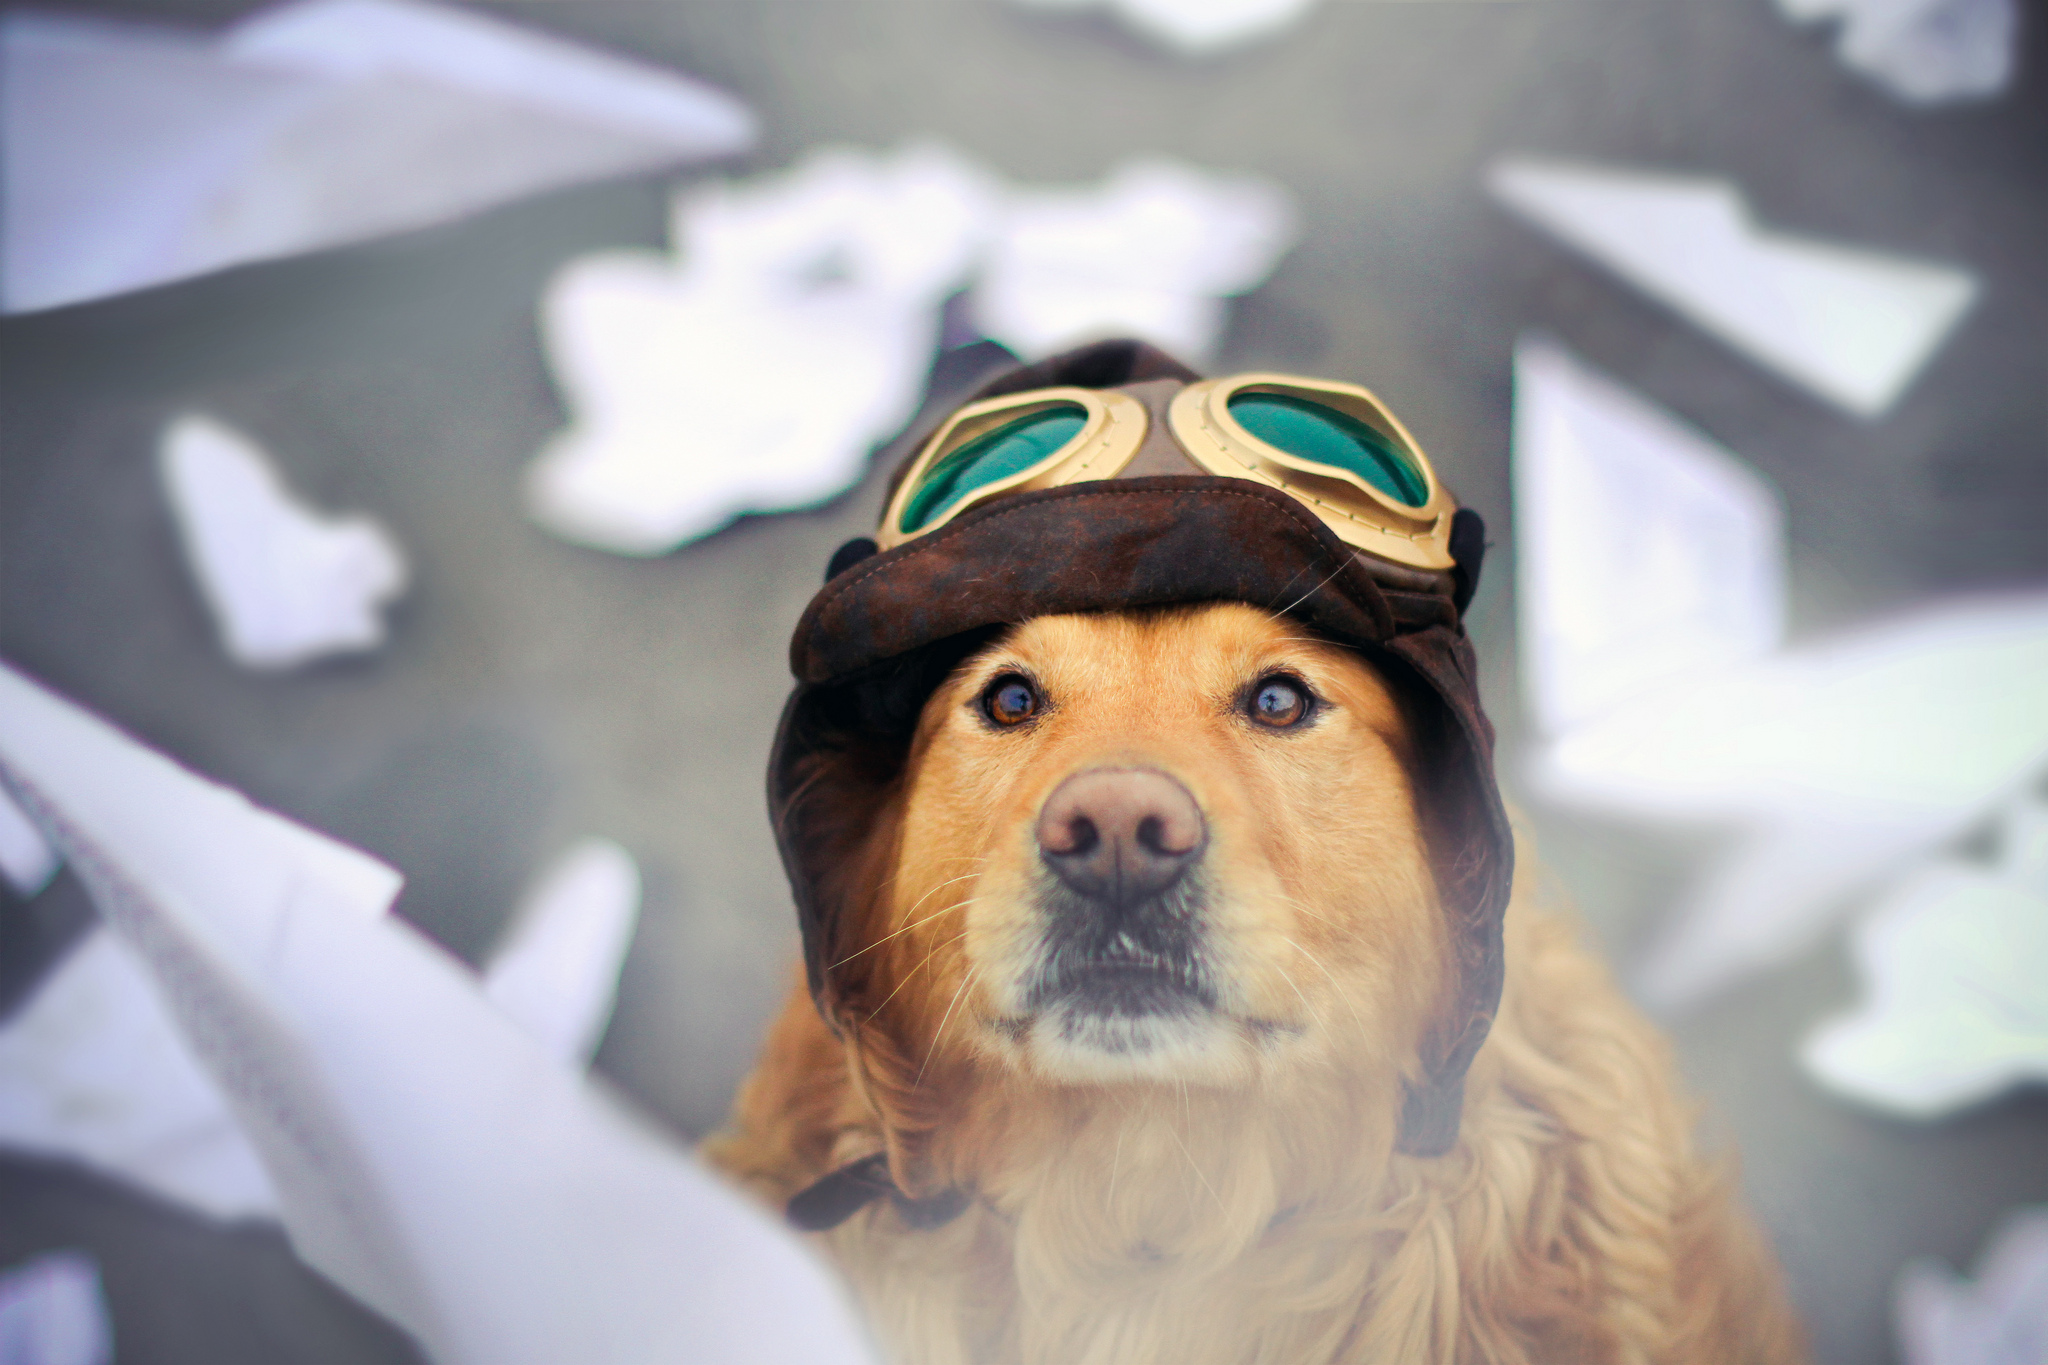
[877,372,1458,571]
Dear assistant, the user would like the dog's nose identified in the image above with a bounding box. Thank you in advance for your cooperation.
[1037,768,1206,904]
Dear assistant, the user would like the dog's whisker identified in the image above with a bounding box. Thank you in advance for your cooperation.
[1275,558,1353,620]
[863,924,973,1023]
[916,965,980,1087]
[830,877,982,969]
[1280,934,1371,1037]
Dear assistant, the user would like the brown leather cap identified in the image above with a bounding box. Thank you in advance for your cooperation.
[768,339,1511,1158]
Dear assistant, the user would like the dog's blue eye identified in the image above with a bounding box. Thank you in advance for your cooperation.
[984,675,1041,726]
[1250,677,1310,728]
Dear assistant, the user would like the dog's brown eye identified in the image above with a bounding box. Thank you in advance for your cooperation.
[1249,676,1311,728]
[983,674,1041,726]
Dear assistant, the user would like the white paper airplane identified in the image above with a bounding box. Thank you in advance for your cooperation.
[1800,794,2048,1120]
[1513,338,2048,1011]
[0,1252,112,1365]
[1536,593,2048,1012]
[527,143,997,555]
[0,780,60,897]
[0,0,754,314]
[160,414,408,671]
[1488,159,1978,416]
[482,837,641,1066]
[973,158,1296,364]
[1513,338,1785,736]
[0,661,875,1365]
[1778,0,2018,105]
[0,834,642,1221]
[1895,1206,2048,1365]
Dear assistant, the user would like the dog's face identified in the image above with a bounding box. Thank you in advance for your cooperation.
[860,603,1449,1094]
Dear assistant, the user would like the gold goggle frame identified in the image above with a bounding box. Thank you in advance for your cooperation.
[878,373,1457,571]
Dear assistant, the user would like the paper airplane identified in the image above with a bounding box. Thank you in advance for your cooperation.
[1513,338,2048,1011]
[160,414,408,671]
[527,143,997,555]
[1778,0,2018,105]
[1534,593,2048,1011]
[0,1252,112,1365]
[482,837,641,1066]
[0,780,60,897]
[1488,159,1978,416]
[1895,1206,2048,1365]
[1800,794,2048,1120]
[974,158,1296,364]
[0,0,754,314]
[0,833,641,1221]
[0,928,283,1221]
[1513,338,1785,736]
[0,661,876,1365]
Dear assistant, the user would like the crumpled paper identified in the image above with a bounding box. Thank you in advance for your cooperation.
[1778,0,2018,105]
[0,659,872,1364]
[973,158,1297,364]
[1512,338,2048,1012]
[1896,1207,2048,1365]
[160,413,409,671]
[0,1252,113,1365]
[0,835,644,1222]
[528,145,1295,557]
[1489,158,1979,417]
[1012,0,1321,56]
[1801,793,2048,1119]
[0,0,754,314]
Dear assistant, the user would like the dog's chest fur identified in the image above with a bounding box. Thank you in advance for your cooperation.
[707,891,1805,1365]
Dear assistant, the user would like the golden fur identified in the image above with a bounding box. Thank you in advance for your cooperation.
[707,604,1805,1364]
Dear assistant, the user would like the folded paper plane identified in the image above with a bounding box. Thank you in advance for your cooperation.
[1513,338,2048,1011]
[1801,794,2048,1120]
[0,0,754,314]
[1489,159,1978,416]
[1513,338,1785,737]
[0,780,60,897]
[1895,1206,2048,1365]
[161,414,409,671]
[0,660,876,1365]
[0,1252,113,1365]
[1538,594,2048,1012]
[0,833,642,1221]
[482,837,641,1066]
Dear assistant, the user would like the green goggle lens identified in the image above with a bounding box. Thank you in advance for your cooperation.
[1227,393,1428,509]
[900,404,1089,534]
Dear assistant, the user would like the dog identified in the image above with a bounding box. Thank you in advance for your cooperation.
[706,600,1806,1365]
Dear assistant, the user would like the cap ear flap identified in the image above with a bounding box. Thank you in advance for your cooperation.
[1369,634,1512,1158]
[769,629,1005,1018]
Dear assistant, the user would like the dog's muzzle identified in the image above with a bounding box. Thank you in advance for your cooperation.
[1023,767,1216,1026]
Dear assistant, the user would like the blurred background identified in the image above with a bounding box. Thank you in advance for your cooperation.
[1,1,2044,1362]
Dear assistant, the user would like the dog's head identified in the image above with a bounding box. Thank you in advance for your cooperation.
[888,604,1446,1092]
[772,343,1510,1215]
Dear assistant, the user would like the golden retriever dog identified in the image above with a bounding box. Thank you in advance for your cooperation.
[707,599,1803,1364]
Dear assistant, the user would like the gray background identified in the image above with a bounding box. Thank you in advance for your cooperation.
[2,1,2045,1361]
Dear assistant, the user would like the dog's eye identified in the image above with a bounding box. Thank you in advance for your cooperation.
[1248,675,1312,728]
[982,673,1042,726]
